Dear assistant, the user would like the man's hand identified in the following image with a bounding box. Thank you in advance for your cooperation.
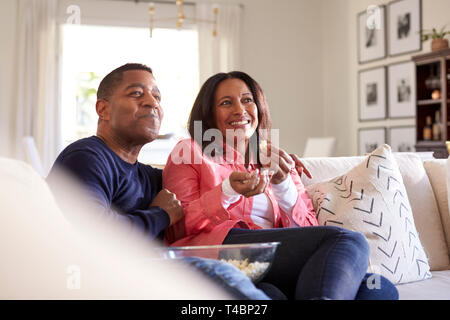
[229,170,269,198]
[289,153,312,179]
[260,144,295,185]
[150,189,183,226]
[269,147,296,184]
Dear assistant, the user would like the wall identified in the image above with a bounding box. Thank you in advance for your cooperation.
[0,0,197,162]
[4,0,448,159]
[321,0,450,156]
[0,0,17,158]
[0,0,325,160]
[240,0,325,156]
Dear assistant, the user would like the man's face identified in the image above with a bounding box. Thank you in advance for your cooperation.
[105,70,164,145]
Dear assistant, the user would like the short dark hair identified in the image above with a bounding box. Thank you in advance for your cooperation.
[97,63,153,100]
[188,71,272,159]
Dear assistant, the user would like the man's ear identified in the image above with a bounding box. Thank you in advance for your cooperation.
[96,99,111,121]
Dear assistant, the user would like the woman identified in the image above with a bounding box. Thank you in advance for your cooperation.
[162,71,398,300]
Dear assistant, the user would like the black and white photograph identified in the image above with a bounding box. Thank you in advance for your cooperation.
[366,28,377,48]
[366,83,378,105]
[359,67,387,121]
[397,78,411,102]
[358,127,386,155]
[389,126,416,152]
[397,13,411,39]
[358,5,386,63]
[388,0,422,56]
[388,61,416,118]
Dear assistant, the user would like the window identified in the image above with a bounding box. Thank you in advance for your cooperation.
[60,24,199,164]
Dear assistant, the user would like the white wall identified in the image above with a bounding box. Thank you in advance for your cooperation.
[2,0,449,159]
[0,0,325,160]
[240,0,325,156]
[321,0,353,157]
[0,0,195,161]
[0,0,17,158]
[322,0,450,156]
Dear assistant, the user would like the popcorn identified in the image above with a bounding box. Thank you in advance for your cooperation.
[220,258,270,281]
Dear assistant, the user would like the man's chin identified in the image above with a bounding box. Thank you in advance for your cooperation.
[143,129,160,143]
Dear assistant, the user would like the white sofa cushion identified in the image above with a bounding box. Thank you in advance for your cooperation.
[300,152,450,272]
[305,145,430,284]
[0,158,230,299]
[396,270,450,300]
[395,156,449,271]
[423,159,450,259]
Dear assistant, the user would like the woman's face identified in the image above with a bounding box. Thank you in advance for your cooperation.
[213,78,259,144]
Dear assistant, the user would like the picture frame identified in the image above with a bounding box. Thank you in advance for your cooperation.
[387,61,416,118]
[359,67,387,121]
[388,0,422,56]
[358,127,387,155]
[388,126,416,152]
[357,5,387,64]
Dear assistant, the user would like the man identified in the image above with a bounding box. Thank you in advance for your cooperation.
[47,63,183,240]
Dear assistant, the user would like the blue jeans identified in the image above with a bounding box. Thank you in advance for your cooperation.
[223,226,398,300]
[182,256,270,300]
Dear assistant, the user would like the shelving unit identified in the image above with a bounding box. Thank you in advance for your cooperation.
[412,48,450,158]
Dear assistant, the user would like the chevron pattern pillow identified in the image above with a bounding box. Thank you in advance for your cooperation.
[306,144,431,284]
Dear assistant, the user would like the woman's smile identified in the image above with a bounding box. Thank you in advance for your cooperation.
[228,118,252,128]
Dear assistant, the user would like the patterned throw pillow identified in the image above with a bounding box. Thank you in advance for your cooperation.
[306,144,431,284]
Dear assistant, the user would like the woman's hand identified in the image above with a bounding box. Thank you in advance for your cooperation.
[229,170,270,198]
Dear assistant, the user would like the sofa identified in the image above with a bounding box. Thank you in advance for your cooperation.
[2,149,450,300]
[298,151,450,300]
[0,157,234,299]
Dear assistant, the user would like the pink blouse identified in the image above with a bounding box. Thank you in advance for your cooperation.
[162,139,318,247]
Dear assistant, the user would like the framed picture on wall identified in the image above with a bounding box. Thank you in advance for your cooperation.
[388,0,422,56]
[358,127,386,155]
[358,5,387,64]
[359,67,387,121]
[388,61,416,118]
[389,126,416,152]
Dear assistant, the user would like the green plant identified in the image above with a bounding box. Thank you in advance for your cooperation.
[420,25,450,42]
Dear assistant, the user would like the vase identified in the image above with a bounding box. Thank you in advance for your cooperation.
[431,39,449,52]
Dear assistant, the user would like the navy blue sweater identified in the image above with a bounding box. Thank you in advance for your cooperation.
[47,136,170,240]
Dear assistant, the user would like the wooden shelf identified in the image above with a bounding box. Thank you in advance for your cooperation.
[412,48,450,63]
[416,140,444,146]
[417,99,443,106]
[415,140,448,159]
[413,51,450,159]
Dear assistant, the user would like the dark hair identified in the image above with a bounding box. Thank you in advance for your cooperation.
[97,63,153,100]
[188,71,272,153]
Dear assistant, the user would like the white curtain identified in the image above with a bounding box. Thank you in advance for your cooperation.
[196,2,242,83]
[15,0,60,176]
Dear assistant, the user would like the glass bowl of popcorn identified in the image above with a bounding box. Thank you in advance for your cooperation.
[160,242,280,283]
